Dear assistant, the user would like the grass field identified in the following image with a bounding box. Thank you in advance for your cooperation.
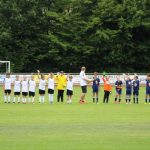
[0,86,150,150]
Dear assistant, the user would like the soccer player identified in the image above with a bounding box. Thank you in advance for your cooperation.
[28,75,36,104]
[21,76,28,104]
[37,70,46,104]
[102,75,112,103]
[66,75,74,104]
[55,71,67,103]
[3,72,12,103]
[13,75,21,103]
[79,66,93,104]
[124,74,133,104]
[92,72,100,104]
[145,74,150,104]
[48,73,55,104]
[132,75,140,104]
[114,76,123,104]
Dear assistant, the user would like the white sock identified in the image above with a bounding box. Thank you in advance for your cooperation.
[4,95,7,102]
[28,97,31,103]
[32,97,35,103]
[49,94,53,103]
[13,97,16,103]
[70,99,72,103]
[22,98,24,103]
[42,96,45,103]
[8,96,10,102]
[39,96,42,103]
[18,97,20,103]
[24,98,26,103]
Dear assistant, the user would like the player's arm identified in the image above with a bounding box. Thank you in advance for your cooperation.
[37,70,41,79]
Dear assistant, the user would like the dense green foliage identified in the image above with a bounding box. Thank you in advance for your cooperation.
[0,0,150,72]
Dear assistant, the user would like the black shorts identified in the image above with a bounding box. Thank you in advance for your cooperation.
[14,92,20,96]
[5,90,11,94]
[133,91,139,96]
[48,89,54,94]
[39,89,45,95]
[81,86,87,93]
[67,90,73,96]
[29,91,35,97]
[22,92,28,96]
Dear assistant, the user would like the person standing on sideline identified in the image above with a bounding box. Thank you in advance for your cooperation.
[48,73,55,104]
[3,72,12,103]
[92,72,100,104]
[132,75,140,104]
[145,74,150,104]
[37,70,46,104]
[79,66,93,104]
[66,75,74,104]
[21,76,28,104]
[55,71,67,103]
[124,74,133,104]
[114,76,123,104]
[28,75,36,104]
[102,75,112,104]
[13,75,21,103]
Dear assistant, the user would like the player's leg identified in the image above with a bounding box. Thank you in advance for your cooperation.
[106,91,110,103]
[60,90,64,103]
[57,90,61,103]
[28,92,31,103]
[7,90,11,103]
[93,92,96,103]
[114,90,118,103]
[103,91,107,103]
[70,95,72,104]
[96,92,99,104]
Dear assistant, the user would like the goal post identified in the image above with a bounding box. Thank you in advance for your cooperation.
[0,61,10,73]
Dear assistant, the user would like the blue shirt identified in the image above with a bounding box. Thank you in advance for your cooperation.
[115,80,123,89]
[92,78,100,90]
[146,80,150,90]
[133,80,139,91]
[126,79,132,90]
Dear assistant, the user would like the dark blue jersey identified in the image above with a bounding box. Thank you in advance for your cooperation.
[92,78,100,89]
[115,80,123,89]
[133,80,139,91]
[146,80,150,90]
[126,79,132,90]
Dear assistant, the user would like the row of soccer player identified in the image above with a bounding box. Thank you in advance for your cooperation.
[2,70,150,104]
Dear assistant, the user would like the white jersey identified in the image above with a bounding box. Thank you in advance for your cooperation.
[14,80,21,92]
[67,80,74,91]
[48,78,55,90]
[29,80,36,92]
[39,79,46,90]
[22,80,28,92]
[4,78,12,90]
[79,71,87,86]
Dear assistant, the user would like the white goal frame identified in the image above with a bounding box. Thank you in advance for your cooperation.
[0,61,10,73]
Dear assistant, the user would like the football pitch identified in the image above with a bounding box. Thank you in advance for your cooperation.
[0,86,150,150]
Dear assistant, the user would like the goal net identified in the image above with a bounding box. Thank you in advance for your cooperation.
[0,61,10,73]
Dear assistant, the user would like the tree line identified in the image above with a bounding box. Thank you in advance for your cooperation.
[0,0,150,73]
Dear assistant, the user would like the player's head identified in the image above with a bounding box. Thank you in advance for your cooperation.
[6,72,10,78]
[81,66,86,72]
[16,75,19,80]
[116,75,120,81]
[106,76,109,81]
[23,76,27,80]
[147,74,150,80]
[69,75,73,81]
[31,75,34,80]
[134,76,138,80]
[41,74,45,80]
[60,71,64,76]
[49,72,54,78]
[94,72,98,77]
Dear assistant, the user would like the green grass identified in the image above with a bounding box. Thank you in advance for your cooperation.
[0,86,150,150]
